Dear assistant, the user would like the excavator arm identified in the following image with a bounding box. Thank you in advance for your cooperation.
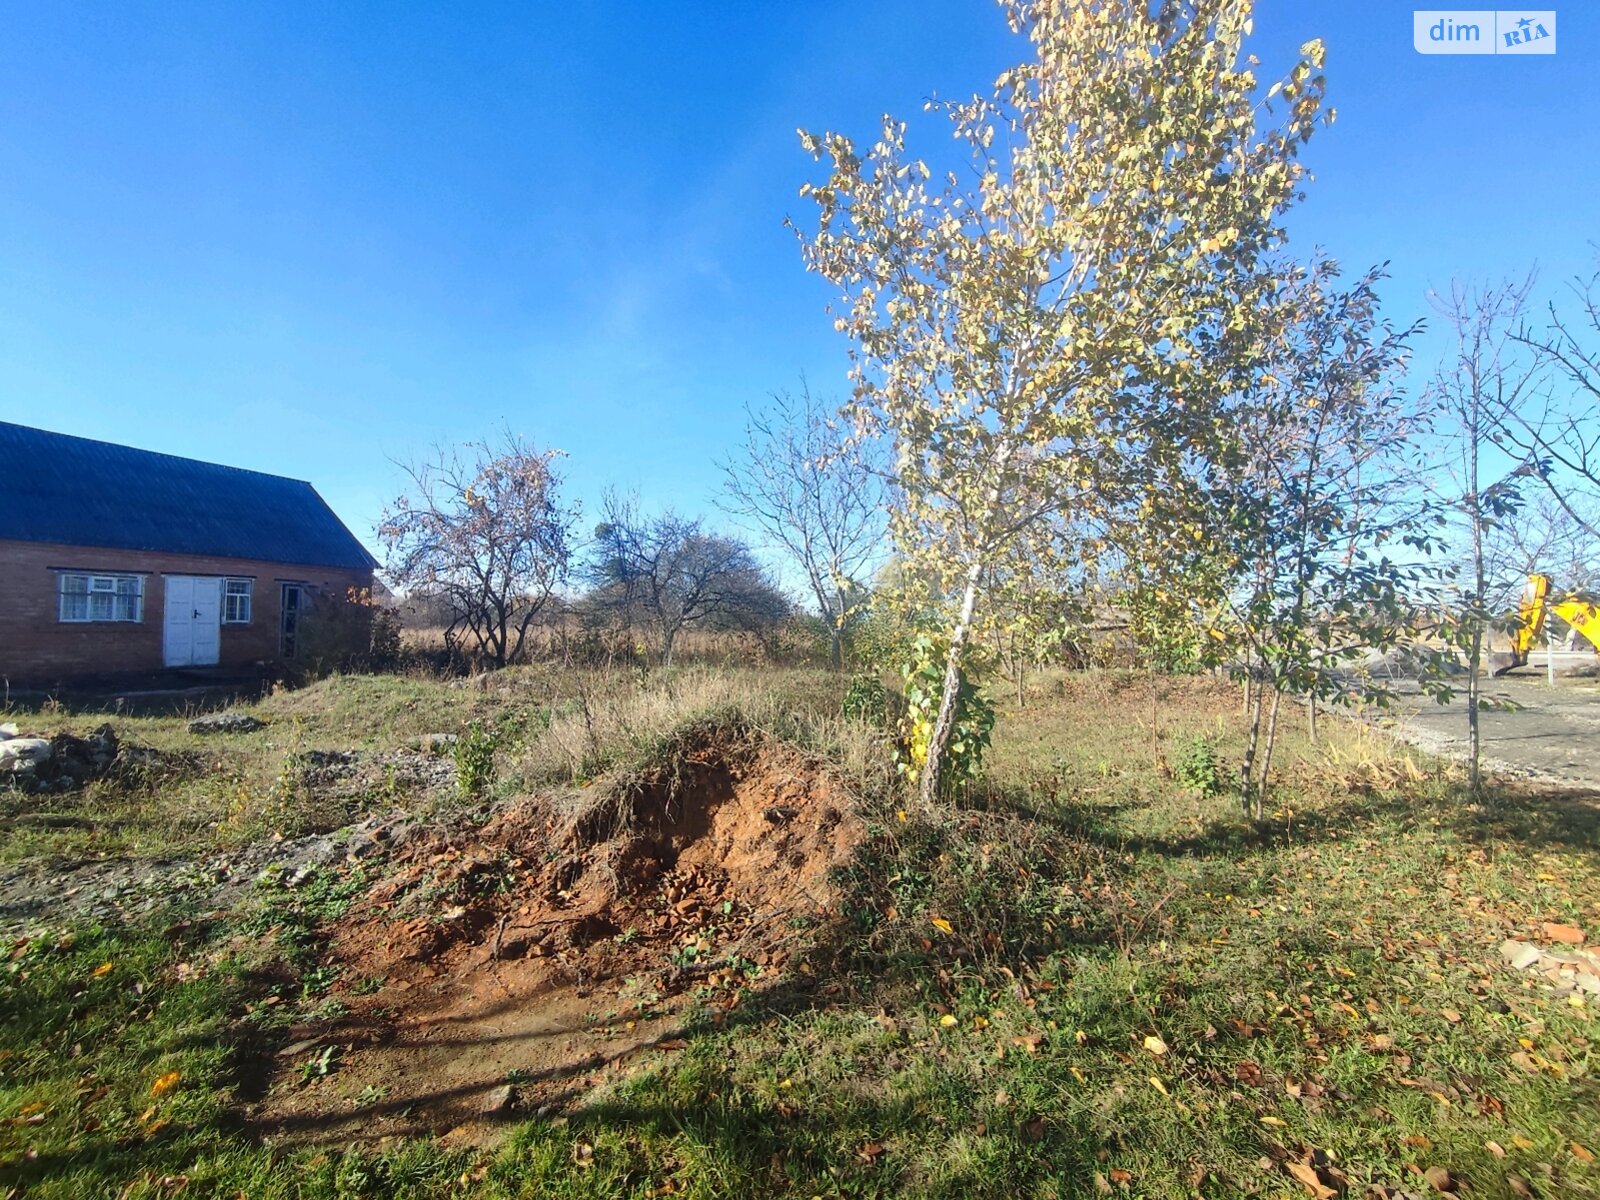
[1493,573,1600,675]
[1550,599,1600,654]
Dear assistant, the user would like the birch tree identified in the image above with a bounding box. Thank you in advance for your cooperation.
[795,0,1331,806]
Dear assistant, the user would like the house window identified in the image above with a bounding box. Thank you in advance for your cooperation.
[58,573,143,623]
[223,578,253,624]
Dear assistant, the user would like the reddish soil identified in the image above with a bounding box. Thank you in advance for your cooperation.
[249,729,862,1145]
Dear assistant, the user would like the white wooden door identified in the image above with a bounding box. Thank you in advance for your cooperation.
[163,576,222,667]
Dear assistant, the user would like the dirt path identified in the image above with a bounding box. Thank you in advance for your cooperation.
[1391,665,1600,790]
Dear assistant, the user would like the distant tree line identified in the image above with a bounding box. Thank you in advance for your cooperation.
[376,392,885,672]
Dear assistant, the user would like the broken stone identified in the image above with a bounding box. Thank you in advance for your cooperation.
[481,1084,516,1114]
[1501,939,1541,970]
[0,737,52,772]
[187,711,265,735]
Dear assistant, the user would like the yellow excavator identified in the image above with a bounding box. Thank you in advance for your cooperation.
[1491,573,1600,676]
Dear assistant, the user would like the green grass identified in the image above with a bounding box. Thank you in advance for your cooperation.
[0,666,863,863]
[3,668,1598,1197]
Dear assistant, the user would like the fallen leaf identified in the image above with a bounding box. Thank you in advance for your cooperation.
[1148,1075,1169,1097]
[1285,1161,1336,1199]
[1260,1115,1287,1127]
[150,1071,181,1098]
[91,962,114,978]
[1142,1035,1169,1057]
[1441,1008,1462,1024]
[1485,1140,1506,1158]
[1574,1142,1596,1164]
[1542,922,1585,945]
[1506,1174,1535,1199]
[939,1014,958,1028]
[1422,1165,1454,1193]
[929,917,954,936]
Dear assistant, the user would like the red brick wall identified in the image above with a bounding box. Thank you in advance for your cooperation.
[0,538,373,687]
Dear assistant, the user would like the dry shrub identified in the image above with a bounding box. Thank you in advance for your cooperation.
[1311,722,1433,794]
[504,666,898,803]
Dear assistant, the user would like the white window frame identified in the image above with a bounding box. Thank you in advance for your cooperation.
[58,573,144,623]
[222,578,254,625]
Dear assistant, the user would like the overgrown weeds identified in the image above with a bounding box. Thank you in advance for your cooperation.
[3,670,1598,1197]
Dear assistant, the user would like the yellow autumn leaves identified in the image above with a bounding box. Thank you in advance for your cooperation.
[150,1071,181,1098]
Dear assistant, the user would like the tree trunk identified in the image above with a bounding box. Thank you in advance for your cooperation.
[1466,621,1482,794]
[831,587,848,671]
[1255,687,1283,820]
[1466,392,1484,796]
[919,552,986,810]
[1239,676,1265,816]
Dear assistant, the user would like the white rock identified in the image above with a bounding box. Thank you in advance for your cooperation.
[0,722,18,740]
[1501,939,1542,971]
[0,737,52,770]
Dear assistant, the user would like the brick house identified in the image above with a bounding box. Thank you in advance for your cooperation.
[0,421,378,687]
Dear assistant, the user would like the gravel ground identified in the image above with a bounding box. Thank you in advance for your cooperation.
[0,812,419,938]
[1389,658,1600,790]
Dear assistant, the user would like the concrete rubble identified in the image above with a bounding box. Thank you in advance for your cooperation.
[187,711,266,735]
[1,724,124,792]
[1500,929,1600,997]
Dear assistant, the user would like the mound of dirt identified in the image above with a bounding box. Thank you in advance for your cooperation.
[250,728,862,1145]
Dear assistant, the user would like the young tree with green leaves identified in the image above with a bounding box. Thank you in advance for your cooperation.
[1192,262,1431,817]
[795,0,1332,807]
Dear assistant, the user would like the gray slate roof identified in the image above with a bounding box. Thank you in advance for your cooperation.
[0,421,377,570]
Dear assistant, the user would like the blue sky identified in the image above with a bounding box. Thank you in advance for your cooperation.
[2,3,1595,564]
